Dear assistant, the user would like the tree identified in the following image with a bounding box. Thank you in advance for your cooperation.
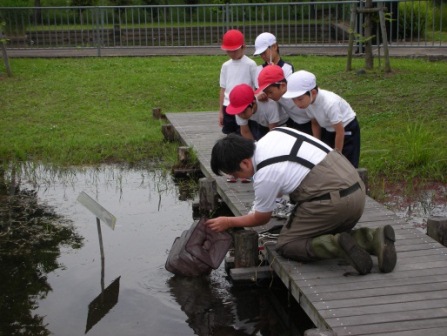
[70,0,99,26]
[0,21,12,77]
[346,0,391,73]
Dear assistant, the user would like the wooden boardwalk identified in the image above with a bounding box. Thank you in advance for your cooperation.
[166,111,447,336]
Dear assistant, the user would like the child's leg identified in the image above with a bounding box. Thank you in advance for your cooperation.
[221,107,240,135]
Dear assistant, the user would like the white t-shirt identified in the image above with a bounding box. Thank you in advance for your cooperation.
[255,59,294,87]
[252,127,332,213]
[220,55,258,106]
[235,98,289,127]
[306,89,356,131]
[278,97,311,124]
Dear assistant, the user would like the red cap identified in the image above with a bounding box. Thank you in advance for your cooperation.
[221,29,244,51]
[227,84,254,115]
[255,64,285,93]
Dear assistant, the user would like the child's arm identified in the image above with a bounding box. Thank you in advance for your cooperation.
[240,124,254,140]
[219,87,225,127]
[333,122,345,152]
[311,119,321,139]
[268,122,279,130]
[255,91,269,102]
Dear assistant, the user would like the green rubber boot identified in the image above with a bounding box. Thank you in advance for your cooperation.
[350,225,397,273]
[310,233,373,275]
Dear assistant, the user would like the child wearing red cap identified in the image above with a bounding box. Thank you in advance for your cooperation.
[219,29,257,136]
[227,84,288,141]
[256,65,313,135]
[219,29,258,183]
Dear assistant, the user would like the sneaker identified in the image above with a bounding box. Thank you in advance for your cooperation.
[226,175,237,183]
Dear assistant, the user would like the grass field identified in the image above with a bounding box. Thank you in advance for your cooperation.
[1,55,446,193]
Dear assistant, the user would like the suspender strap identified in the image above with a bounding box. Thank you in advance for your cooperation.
[256,128,330,171]
[274,128,330,154]
[256,155,315,171]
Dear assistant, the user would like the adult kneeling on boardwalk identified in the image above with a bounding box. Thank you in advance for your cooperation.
[206,128,397,275]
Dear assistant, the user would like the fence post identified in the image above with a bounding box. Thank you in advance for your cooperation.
[225,3,230,30]
[95,7,101,57]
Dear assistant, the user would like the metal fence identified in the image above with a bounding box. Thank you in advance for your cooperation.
[0,0,445,53]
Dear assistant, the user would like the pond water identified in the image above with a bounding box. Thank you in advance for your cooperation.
[382,182,447,233]
[0,164,311,336]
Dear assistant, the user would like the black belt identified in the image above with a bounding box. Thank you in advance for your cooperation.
[306,182,361,202]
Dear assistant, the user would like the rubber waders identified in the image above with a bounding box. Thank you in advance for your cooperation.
[310,233,373,275]
[350,225,397,273]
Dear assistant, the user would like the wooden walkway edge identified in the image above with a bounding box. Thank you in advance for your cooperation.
[165,111,447,336]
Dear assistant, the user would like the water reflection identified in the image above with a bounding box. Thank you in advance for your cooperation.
[167,273,299,336]
[0,167,83,336]
[86,276,121,334]
[0,163,306,336]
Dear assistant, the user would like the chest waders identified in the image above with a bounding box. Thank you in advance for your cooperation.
[256,127,330,230]
[261,129,396,274]
[257,128,373,275]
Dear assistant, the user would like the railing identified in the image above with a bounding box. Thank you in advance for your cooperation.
[0,0,445,54]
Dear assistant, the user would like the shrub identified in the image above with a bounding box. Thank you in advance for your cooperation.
[398,0,447,38]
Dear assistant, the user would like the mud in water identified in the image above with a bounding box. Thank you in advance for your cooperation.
[381,181,447,232]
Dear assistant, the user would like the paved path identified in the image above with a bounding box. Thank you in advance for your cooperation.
[5,45,447,60]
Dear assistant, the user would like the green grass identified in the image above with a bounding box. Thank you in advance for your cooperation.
[1,55,446,190]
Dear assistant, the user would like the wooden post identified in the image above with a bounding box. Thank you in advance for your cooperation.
[178,146,190,164]
[357,168,369,196]
[172,145,201,178]
[152,107,162,119]
[426,216,447,247]
[161,124,178,142]
[199,177,217,214]
[234,230,259,268]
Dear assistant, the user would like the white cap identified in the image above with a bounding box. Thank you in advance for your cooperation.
[283,70,317,98]
[253,32,277,56]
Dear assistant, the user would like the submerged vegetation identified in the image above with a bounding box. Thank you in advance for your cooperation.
[0,55,446,195]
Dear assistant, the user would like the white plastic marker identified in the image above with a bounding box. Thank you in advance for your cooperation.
[77,191,116,230]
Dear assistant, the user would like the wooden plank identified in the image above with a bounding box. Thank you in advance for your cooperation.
[331,310,447,335]
[297,273,447,294]
[313,290,447,310]
[293,266,447,287]
[229,265,276,282]
[374,327,447,336]
[306,281,447,302]
[333,318,447,336]
[319,298,447,318]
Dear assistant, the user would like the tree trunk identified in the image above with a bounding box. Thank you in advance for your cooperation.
[34,0,43,25]
[1,40,12,77]
[364,0,374,70]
